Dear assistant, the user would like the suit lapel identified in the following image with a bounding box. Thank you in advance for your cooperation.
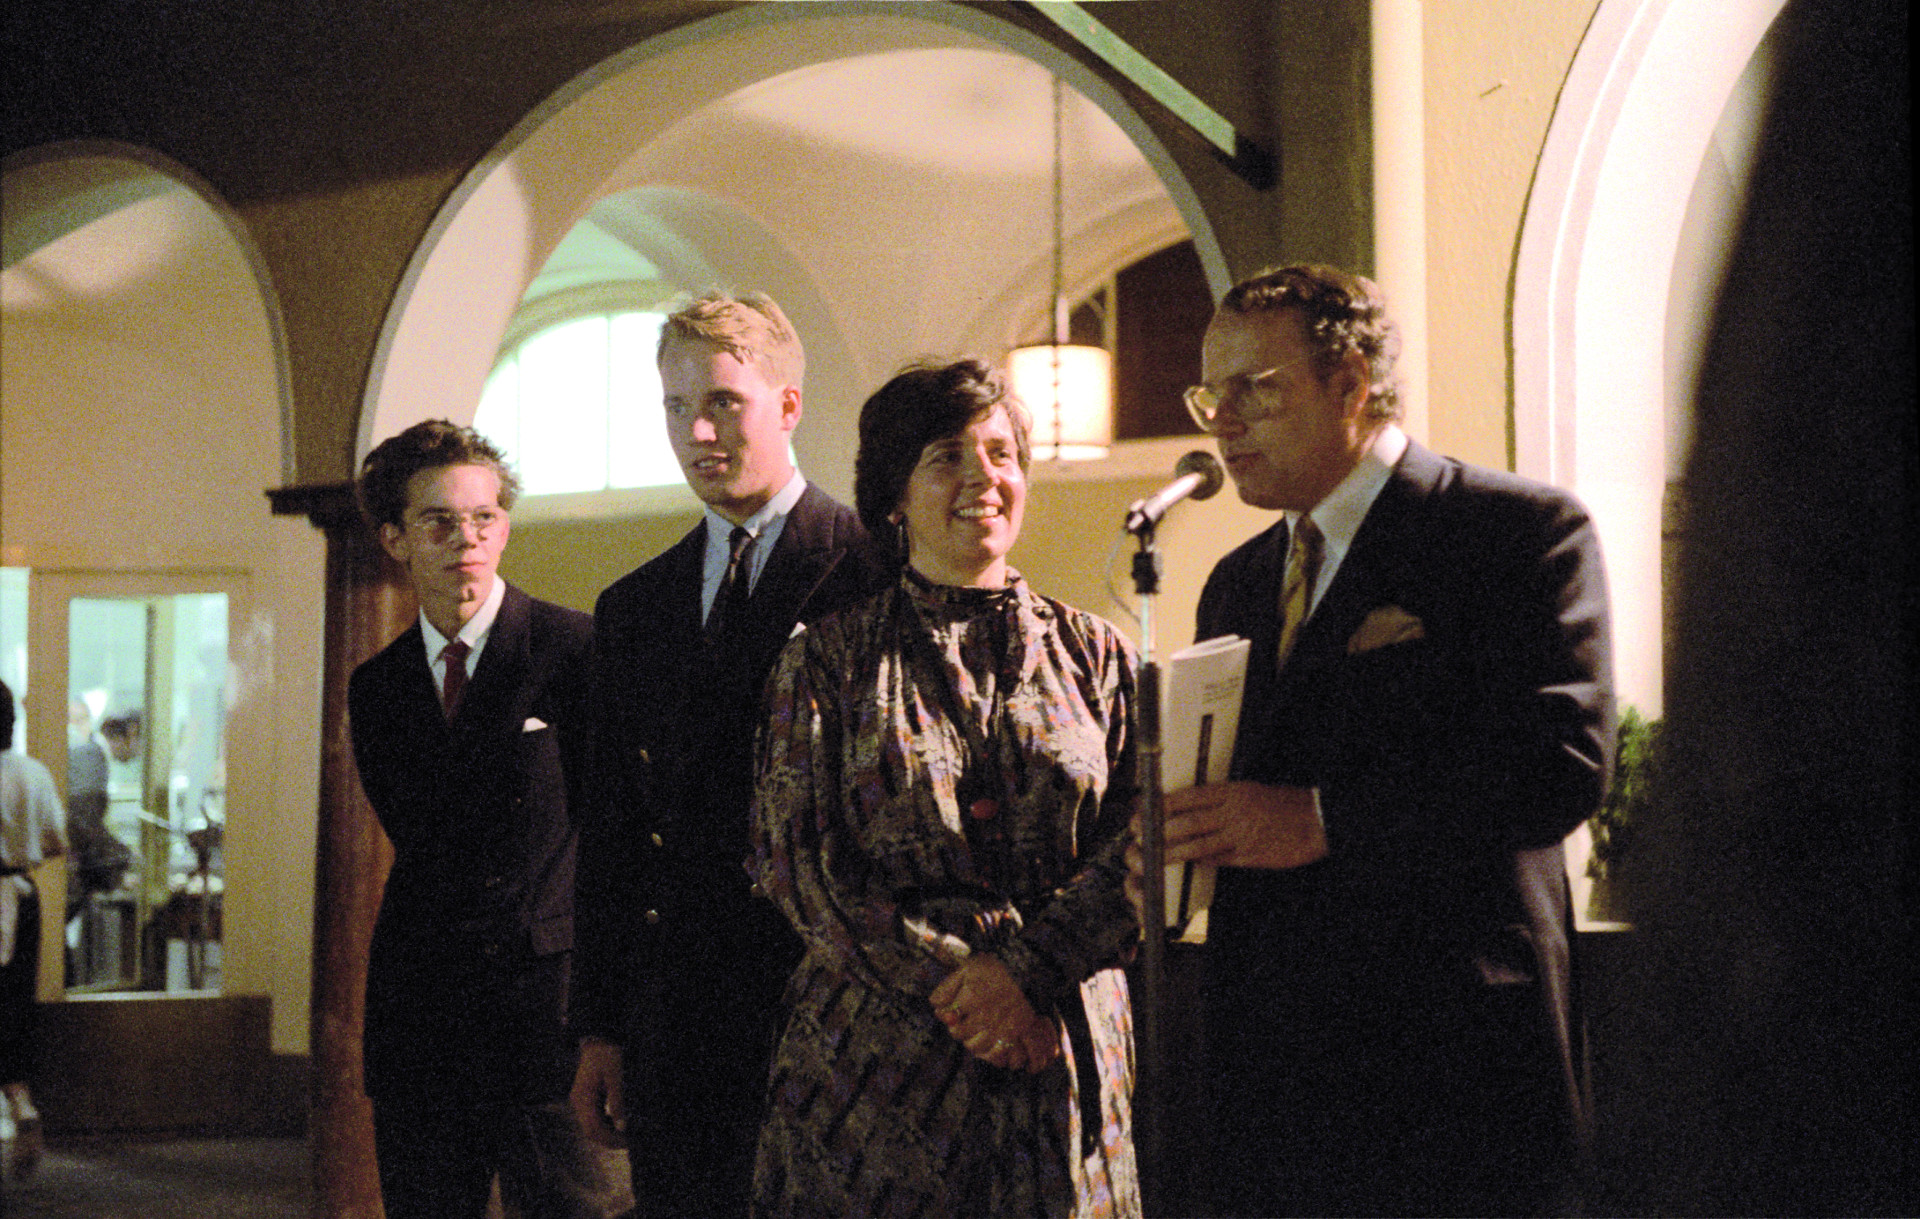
[1290,441,1442,666]
[739,484,850,647]
[451,582,531,733]
[389,623,447,729]
[660,523,708,642]
[1227,519,1291,707]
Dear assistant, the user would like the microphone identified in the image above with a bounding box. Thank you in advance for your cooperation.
[1125,450,1225,535]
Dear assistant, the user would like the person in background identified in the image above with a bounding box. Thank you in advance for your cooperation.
[64,711,137,919]
[750,359,1141,1217]
[2,677,68,1184]
[1136,264,1614,1216]
[568,290,886,1217]
[349,420,611,1218]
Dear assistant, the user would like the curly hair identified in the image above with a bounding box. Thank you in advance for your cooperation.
[656,289,805,392]
[854,359,1030,567]
[356,419,521,532]
[1218,264,1403,422]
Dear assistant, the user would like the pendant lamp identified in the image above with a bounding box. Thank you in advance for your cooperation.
[1009,76,1113,461]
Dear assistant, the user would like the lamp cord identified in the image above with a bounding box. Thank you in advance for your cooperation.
[1049,73,1065,457]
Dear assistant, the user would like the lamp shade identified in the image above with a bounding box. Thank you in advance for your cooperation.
[1007,343,1114,461]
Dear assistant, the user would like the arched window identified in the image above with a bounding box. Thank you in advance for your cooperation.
[473,309,682,497]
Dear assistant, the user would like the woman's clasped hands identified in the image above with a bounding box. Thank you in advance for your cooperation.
[930,954,1061,1074]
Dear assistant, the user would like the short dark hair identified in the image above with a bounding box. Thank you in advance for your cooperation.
[854,359,1030,566]
[1,677,15,748]
[101,711,143,741]
[1218,263,1403,422]
[356,419,521,532]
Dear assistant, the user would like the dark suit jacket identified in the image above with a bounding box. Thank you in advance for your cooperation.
[349,582,594,1106]
[571,482,884,1055]
[1195,440,1614,1216]
[64,739,130,903]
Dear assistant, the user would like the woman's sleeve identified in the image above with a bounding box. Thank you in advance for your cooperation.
[998,619,1141,1004]
[751,627,959,1003]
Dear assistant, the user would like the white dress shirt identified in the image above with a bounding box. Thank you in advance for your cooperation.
[1288,423,1410,617]
[700,469,808,621]
[419,573,508,703]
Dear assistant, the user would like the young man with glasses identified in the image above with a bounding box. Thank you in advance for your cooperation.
[349,420,612,1218]
[1138,264,1616,1216]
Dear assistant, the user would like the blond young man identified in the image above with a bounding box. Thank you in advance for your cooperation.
[568,291,885,1217]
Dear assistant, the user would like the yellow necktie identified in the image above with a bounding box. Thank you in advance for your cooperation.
[1276,515,1323,673]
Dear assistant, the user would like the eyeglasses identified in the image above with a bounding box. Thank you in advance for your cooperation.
[408,509,506,542]
[1183,357,1309,433]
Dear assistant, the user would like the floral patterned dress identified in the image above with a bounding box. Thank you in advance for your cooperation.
[750,569,1141,1218]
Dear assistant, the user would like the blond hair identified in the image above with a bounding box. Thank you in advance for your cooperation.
[657,289,805,391]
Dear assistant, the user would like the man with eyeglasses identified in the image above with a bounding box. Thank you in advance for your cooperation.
[568,290,886,1217]
[348,420,612,1218]
[1137,264,1615,1216]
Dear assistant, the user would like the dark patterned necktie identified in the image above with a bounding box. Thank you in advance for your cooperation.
[1276,516,1323,674]
[706,525,757,644]
[440,639,471,718]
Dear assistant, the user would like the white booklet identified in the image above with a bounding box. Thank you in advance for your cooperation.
[1159,634,1250,942]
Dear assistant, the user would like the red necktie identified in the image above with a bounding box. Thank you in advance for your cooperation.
[440,639,471,718]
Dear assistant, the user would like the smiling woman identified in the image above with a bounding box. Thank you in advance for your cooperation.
[748,357,1143,1217]
[855,360,1031,584]
[888,366,1030,589]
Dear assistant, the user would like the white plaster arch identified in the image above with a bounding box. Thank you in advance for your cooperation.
[2,141,295,485]
[360,2,1227,500]
[1513,0,1786,715]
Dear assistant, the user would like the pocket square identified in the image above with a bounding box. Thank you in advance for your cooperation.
[1348,605,1426,654]
[522,717,549,732]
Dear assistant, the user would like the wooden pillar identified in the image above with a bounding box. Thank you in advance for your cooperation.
[268,483,414,1219]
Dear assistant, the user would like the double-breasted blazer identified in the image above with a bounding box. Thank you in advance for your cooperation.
[1194,439,1615,1215]
[570,482,885,1070]
[349,582,594,1106]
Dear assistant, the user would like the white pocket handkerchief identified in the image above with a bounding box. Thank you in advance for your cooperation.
[522,717,549,733]
[1348,605,1426,654]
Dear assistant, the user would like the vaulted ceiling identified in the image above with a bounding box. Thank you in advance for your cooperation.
[527,45,1183,387]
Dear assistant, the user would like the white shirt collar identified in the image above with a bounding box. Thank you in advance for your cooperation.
[703,467,807,544]
[420,573,507,671]
[1291,423,1408,611]
[702,469,807,613]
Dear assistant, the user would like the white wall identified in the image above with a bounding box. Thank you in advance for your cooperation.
[1514,0,1787,719]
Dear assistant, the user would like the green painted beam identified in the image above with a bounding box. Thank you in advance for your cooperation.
[1028,1,1274,187]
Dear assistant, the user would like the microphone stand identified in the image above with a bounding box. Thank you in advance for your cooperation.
[1130,524,1170,1216]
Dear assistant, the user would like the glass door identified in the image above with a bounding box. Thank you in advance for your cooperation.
[27,572,240,995]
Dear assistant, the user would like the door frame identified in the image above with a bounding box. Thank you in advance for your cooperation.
[23,566,251,1002]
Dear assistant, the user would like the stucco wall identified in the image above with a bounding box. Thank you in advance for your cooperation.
[1425,0,1601,469]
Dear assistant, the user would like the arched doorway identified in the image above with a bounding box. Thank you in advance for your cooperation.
[359,3,1227,501]
[1,141,316,1134]
[1514,0,1789,719]
[1515,0,1790,919]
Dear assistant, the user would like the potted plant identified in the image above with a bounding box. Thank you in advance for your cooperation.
[1587,706,1661,923]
